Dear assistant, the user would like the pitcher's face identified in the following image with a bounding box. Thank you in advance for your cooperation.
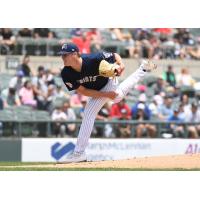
[62,53,78,66]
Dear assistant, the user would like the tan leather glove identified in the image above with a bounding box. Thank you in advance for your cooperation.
[99,60,120,77]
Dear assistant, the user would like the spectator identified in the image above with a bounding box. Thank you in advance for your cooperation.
[136,84,147,93]
[18,55,32,77]
[109,28,137,58]
[110,98,131,119]
[161,37,176,59]
[173,86,181,98]
[152,76,166,94]
[178,103,187,121]
[70,28,83,37]
[86,28,102,52]
[72,32,91,54]
[136,29,154,58]
[62,100,77,136]
[163,65,176,87]
[0,28,199,59]
[32,66,48,110]
[180,94,191,113]
[153,92,165,106]
[54,83,69,99]
[185,102,200,138]
[149,97,159,117]
[33,28,54,39]
[173,29,186,44]
[187,45,200,60]
[70,92,88,108]
[46,84,56,112]
[18,28,32,37]
[176,68,196,87]
[131,93,151,120]
[51,106,68,137]
[153,28,172,35]
[167,107,184,138]
[148,33,162,59]
[158,96,173,120]
[9,70,25,92]
[1,86,21,107]
[44,68,55,86]
[133,103,156,138]
[173,39,187,59]
[173,29,194,45]
[116,108,132,138]
[19,80,37,107]
[0,28,16,54]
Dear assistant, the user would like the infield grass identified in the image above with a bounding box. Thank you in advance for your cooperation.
[0,162,199,171]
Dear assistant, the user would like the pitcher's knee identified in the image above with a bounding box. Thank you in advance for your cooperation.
[113,88,125,103]
[83,109,98,120]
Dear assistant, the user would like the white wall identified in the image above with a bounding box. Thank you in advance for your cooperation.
[22,138,200,162]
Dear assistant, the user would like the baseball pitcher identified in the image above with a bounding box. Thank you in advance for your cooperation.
[58,43,157,163]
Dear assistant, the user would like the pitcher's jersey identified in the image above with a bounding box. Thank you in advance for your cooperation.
[61,52,116,91]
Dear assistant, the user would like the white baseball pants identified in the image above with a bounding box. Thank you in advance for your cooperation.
[74,67,146,153]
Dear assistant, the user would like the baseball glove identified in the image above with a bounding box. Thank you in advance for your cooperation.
[99,60,119,77]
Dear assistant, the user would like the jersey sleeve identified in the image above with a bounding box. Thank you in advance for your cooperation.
[61,69,80,91]
[99,52,116,63]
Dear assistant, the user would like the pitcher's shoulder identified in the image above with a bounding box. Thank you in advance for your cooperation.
[61,66,75,78]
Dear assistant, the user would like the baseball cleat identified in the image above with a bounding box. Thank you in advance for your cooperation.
[59,152,87,163]
[140,59,157,72]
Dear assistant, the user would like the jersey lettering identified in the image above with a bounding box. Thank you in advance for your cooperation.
[78,76,97,84]
[93,76,97,81]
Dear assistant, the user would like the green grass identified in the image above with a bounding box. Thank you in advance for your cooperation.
[0,162,200,171]
[0,162,52,166]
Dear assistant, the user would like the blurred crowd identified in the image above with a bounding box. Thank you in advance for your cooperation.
[1,28,200,59]
[0,54,200,138]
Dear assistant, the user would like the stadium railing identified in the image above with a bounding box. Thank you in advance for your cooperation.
[0,119,198,138]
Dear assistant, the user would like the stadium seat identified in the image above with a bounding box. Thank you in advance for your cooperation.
[145,88,155,99]
[50,28,71,39]
[0,74,13,90]
[125,99,136,108]
[100,31,113,41]
[128,89,140,97]
[13,105,32,111]
[32,111,51,137]
[0,110,16,136]
[14,110,34,136]
[0,110,14,120]
[142,75,158,87]
[180,86,195,97]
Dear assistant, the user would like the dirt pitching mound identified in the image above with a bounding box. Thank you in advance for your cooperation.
[2,154,200,170]
[54,153,200,169]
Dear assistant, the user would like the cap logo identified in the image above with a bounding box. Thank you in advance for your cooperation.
[62,44,68,50]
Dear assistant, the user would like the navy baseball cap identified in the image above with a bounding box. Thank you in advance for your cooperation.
[58,43,79,55]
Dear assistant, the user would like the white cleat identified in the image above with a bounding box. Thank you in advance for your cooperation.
[140,59,157,72]
[58,152,87,164]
